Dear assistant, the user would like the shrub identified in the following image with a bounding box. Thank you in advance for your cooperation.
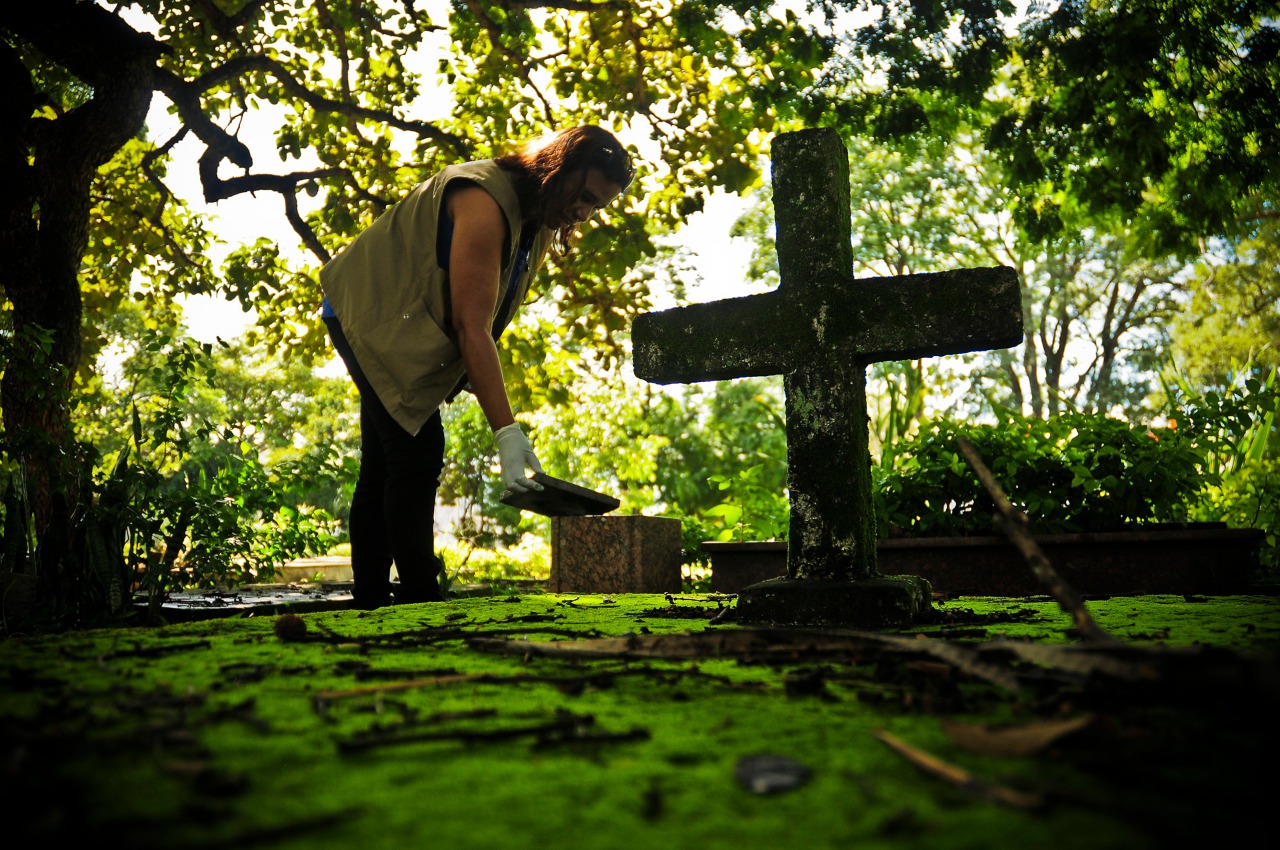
[439,534,551,585]
[873,412,1206,537]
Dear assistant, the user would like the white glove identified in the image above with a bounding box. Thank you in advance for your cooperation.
[494,423,544,494]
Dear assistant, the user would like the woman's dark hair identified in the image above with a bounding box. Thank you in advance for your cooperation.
[497,125,635,254]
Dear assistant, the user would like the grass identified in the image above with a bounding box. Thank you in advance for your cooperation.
[2,590,1277,849]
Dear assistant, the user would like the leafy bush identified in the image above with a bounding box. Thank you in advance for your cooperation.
[439,534,551,585]
[1165,363,1280,575]
[82,332,344,609]
[1191,458,1280,576]
[701,461,790,541]
[873,363,1278,555]
[873,412,1207,537]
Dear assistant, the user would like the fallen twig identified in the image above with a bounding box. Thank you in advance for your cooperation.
[337,716,586,754]
[313,665,734,703]
[470,630,1023,692]
[315,673,487,700]
[305,621,607,649]
[956,436,1119,645]
[334,708,642,754]
[976,640,1160,682]
[874,729,1044,809]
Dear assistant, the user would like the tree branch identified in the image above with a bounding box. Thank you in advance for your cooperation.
[956,436,1120,645]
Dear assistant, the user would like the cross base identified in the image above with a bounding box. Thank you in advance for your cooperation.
[732,575,933,628]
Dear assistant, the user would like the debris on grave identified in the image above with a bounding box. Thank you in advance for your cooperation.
[734,754,813,795]
[332,706,649,754]
[274,613,308,642]
[637,605,721,619]
[957,436,1118,645]
[875,729,1044,809]
[940,714,1097,758]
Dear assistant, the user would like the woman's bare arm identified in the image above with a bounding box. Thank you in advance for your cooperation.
[446,184,516,432]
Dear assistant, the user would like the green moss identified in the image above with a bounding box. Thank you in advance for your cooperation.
[3,591,1276,848]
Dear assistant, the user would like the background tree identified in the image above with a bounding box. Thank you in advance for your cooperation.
[729,129,1186,441]
[841,0,1279,253]
[1171,220,1280,383]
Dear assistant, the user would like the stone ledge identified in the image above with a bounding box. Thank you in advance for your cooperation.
[731,575,934,628]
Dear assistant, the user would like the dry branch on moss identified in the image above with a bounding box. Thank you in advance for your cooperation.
[957,436,1119,644]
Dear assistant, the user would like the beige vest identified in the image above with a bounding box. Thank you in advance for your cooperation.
[320,160,553,435]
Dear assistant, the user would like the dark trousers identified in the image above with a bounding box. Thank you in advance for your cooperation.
[324,316,446,608]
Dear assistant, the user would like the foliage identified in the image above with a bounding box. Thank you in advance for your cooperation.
[82,306,360,512]
[0,327,346,628]
[437,397,530,553]
[873,412,1205,538]
[843,0,1280,254]
[439,535,550,587]
[1161,364,1280,478]
[868,365,1278,576]
[703,462,789,542]
[641,378,789,518]
[79,137,219,375]
[80,331,344,608]
[1171,221,1280,383]
[1162,362,1280,574]
[1192,459,1280,576]
[673,511,714,571]
[1002,0,1280,253]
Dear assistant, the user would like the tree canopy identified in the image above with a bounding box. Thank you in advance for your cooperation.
[840,0,1280,254]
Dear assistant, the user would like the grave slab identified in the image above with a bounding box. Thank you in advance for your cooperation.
[549,515,682,594]
[703,526,1265,596]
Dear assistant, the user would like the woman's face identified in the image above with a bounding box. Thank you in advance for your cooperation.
[542,167,624,230]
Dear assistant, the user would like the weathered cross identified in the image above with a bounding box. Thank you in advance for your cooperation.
[632,128,1023,625]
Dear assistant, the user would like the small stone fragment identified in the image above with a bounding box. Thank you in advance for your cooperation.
[734,754,813,795]
[273,613,307,642]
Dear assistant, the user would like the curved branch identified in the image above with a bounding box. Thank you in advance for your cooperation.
[204,166,351,262]
[140,126,189,219]
[282,191,331,264]
[155,52,470,207]
[223,54,468,154]
[152,66,254,197]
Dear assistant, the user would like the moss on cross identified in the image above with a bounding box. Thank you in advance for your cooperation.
[632,128,1023,625]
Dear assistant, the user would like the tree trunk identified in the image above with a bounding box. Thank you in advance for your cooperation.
[1,3,161,626]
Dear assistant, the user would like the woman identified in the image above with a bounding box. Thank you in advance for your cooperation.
[321,126,635,608]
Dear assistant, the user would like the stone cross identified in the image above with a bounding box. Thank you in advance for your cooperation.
[631,128,1023,626]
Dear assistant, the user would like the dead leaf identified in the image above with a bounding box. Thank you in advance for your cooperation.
[941,714,1096,757]
[875,730,1044,810]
